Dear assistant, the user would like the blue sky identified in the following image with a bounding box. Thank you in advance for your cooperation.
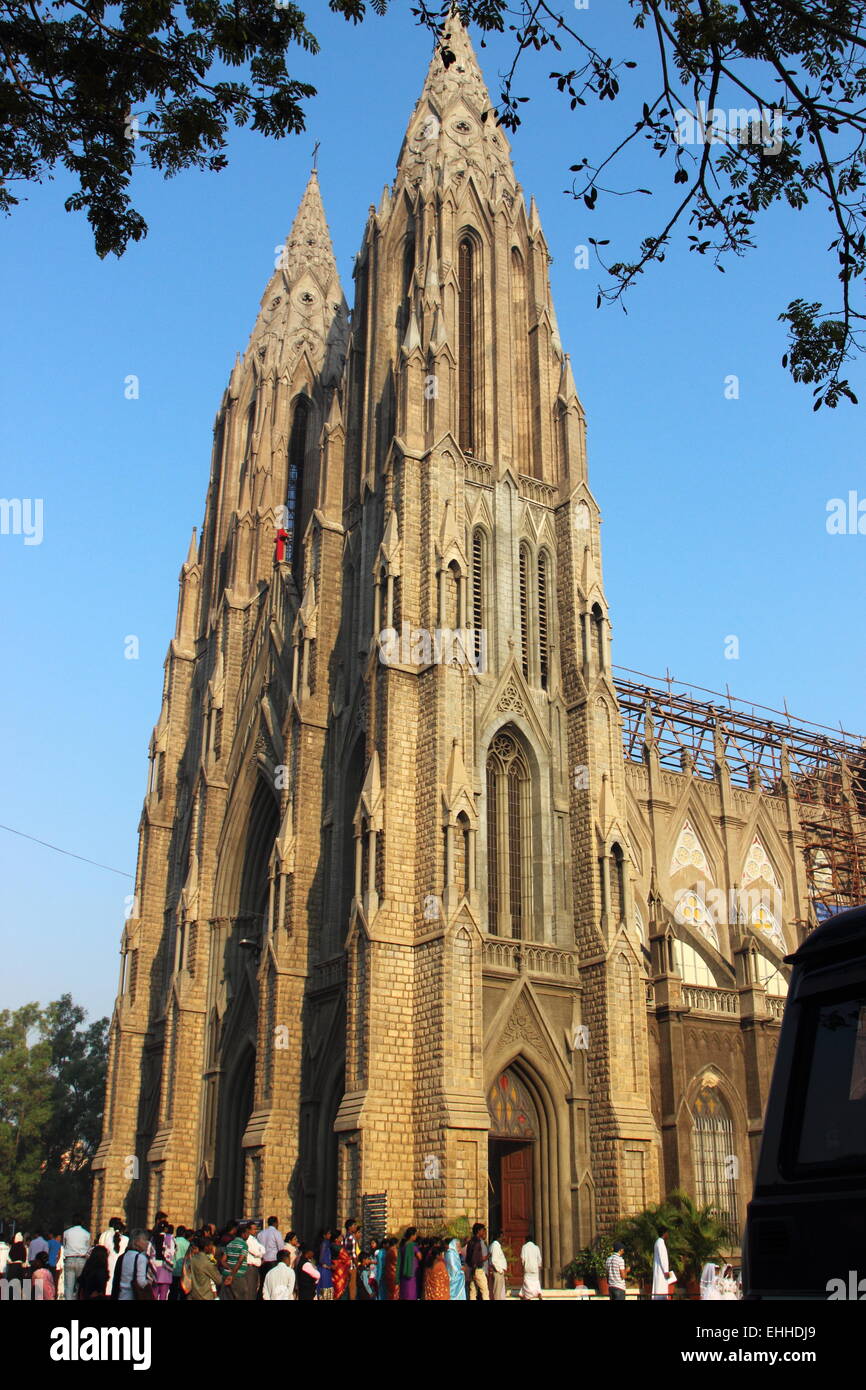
[1,2,863,1022]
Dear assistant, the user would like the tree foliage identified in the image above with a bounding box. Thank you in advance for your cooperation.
[2,0,865,401]
[613,1188,736,1286]
[0,0,371,256]
[0,995,108,1232]
[414,0,866,407]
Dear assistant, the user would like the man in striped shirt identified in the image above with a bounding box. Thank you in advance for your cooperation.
[220,1222,249,1300]
[605,1242,629,1300]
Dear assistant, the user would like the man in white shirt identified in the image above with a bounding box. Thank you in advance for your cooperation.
[62,1217,91,1301]
[519,1236,543,1300]
[258,1216,286,1291]
[651,1225,674,1300]
[28,1232,49,1263]
[245,1222,267,1300]
[488,1235,508,1300]
[117,1230,152,1300]
[263,1250,296,1301]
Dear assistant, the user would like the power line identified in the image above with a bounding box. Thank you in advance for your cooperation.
[0,823,133,879]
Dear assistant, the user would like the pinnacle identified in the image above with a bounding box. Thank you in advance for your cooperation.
[278,167,340,287]
[395,8,514,195]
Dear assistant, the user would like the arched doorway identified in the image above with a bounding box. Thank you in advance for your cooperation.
[218,1043,255,1221]
[207,773,280,1223]
[487,1067,538,1281]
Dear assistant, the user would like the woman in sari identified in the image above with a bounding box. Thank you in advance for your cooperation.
[6,1234,27,1287]
[296,1249,321,1301]
[77,1245,110,1299]
[375,1240,387,1299]
[31,1252,56,1301]
[332,1243,352,1300]
[398,1227,420,1300]
[317,1230,335,1300]
[422,1241,450,1301]
[445,1238,466,1301]
[383,1238,399,1300]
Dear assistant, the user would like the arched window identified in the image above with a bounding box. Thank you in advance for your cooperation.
[675,889,720,951]
[519,544,530,681]
[401,234,415,343]
[538,551,550,690]
[286,396,310,583]
[510,248,530,469]
[753,952,788,996]
[244,398,256,463]
[610,842,625,922]
[239,396,256,502]
[591,602,605,672]
[446,559,460,633]
[692,1082,738,1234]
[457,235,476,454]
[471,528,485,669]
[455,811,470,898]
[673,939,720,987]
[486,731,532,938]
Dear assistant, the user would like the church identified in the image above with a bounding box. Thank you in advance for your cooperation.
[91,14,866,1282]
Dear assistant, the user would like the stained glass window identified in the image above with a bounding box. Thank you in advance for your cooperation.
[751,903,787,954]
[675,890,720,950]
[742,836,779,887]
[487,1068,538,1139]
[670,822,711,877]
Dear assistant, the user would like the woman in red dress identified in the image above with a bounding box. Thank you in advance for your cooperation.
[384,1238,400,1300]
[422,1241,451,1301]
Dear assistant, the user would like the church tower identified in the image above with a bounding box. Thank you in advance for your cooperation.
[93,13,661,1276]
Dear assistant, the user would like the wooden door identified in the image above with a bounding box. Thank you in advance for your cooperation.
[500,1143,532,1280]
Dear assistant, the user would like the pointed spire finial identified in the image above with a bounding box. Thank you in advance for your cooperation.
[185,527,198,568]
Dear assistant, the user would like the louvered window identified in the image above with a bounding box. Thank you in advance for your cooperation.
[519,544,529,680]
[487,731,532,938]
[487,760,499,933]
[538,551,549,690]
[458,236,475,454]
[286,397,309,583]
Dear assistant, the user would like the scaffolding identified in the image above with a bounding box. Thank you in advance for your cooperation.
[613,665,866,922]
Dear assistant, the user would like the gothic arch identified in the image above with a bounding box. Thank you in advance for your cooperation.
[213,1040,256,1224]
[484,1045,571,1282]
[678,1067,748,1235]
[481,722,552,941]
[213,767,281,920]
[456,227,483,455]
[510,246,531,471]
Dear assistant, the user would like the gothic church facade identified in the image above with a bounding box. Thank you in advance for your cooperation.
[92,17,864,1280]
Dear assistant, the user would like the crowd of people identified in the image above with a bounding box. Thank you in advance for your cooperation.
[0,1216,544,1301]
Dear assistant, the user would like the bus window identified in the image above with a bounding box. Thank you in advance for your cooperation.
[794,996,866,1169]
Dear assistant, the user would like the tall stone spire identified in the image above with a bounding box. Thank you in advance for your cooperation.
[394,9,515,198]
[243,168,349,387]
